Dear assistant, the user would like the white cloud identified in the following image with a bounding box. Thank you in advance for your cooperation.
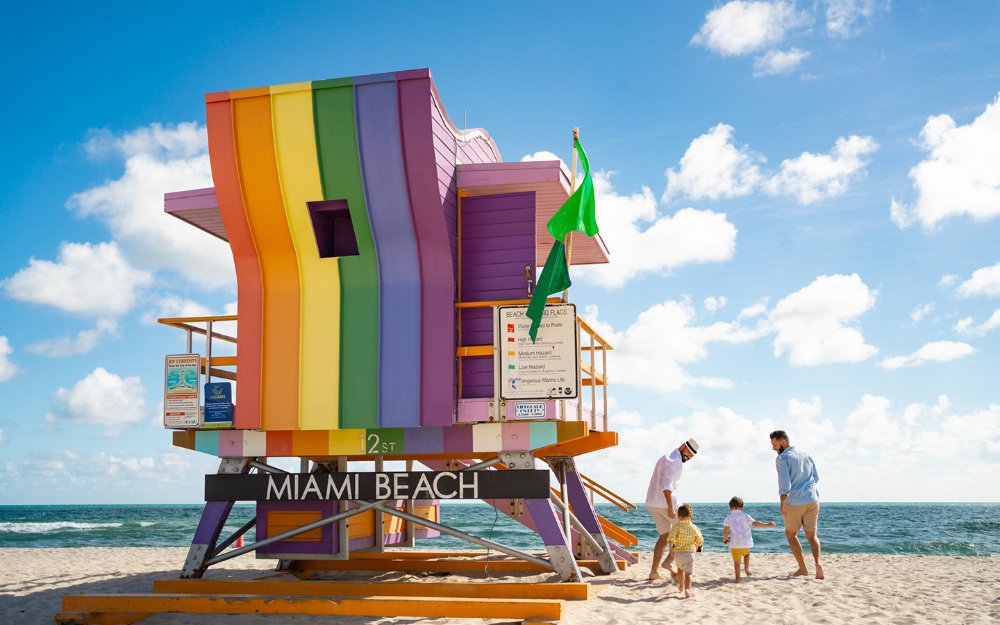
[910,302,934,325]
[575,172,737,288]
[704,296,728,313]
[691,1,808,56]
[956,262,1000,297]
[0,427,6,444]
[879,341,975,370]
[753,48,810,76]
[763,135,879,204]
[520,151,570,178]
[954,309,1000,337]
[576,393,1000,504]
[845,394,903,443]
[3,242,152,318]
[891,93,1000,229]
[769,273,878,366]
[903,395,950,426]
[824,0,888,38]
[27,319,119,357]
[141,294,215,325]
[0,336,17,382]
[592,299,768,394]
[68,122,234,289]
[51,367,146,434]
[738,299,769,319]
[938,274,959,288]
[664,124,763,202]
[666,126,877,204]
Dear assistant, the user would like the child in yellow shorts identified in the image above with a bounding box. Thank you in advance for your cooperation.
[722,496,775,583]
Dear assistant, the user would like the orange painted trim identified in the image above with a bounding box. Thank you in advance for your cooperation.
[61,594,562,620]
[206,98,263,429]
[152,578,589,600]
[232,94,301,430]
[533,430,617,458]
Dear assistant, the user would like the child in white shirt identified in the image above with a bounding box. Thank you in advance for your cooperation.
[722,496,775,583]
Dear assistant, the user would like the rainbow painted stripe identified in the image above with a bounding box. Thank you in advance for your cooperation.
[208,70,471,432]
[173,421,590,459]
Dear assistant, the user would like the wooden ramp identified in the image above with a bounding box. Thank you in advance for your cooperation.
[56,550,627,624]
[56,572,602,625]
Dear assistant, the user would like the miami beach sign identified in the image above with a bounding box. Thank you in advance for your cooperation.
[206,470,551,501]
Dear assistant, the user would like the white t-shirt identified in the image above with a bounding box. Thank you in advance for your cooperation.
[644,448,683,510]
[723,509,756,549]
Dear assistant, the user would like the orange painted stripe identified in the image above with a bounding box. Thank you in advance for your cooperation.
[231,94,301,430]
[206,96,263,429]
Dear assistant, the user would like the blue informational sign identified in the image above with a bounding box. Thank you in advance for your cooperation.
[203,382,234,429]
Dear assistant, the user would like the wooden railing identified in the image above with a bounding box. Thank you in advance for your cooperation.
[157,315,237,381]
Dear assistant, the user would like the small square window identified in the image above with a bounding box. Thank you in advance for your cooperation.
[307,200,359,258]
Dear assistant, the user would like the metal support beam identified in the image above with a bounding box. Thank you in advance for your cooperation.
[371,503,553,571]
[548,493,605,557]
[250,460,288,474]
[205,500,384,567]
[209,517,256,558]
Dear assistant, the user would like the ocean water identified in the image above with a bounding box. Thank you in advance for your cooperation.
[1,503,998,557]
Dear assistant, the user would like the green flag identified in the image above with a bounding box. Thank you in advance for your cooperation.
[526,239,572,341]
[547,138,598,239]
[526,138,600,342]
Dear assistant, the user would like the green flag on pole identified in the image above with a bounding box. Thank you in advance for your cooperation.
[526,138,599,341]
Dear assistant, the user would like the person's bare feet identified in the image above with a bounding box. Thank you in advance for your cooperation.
[815,563,824,580]
[661,562,679,581]
[744,569,752,576]
[732,577,740,583]
[790,568,809,577]
[684,589,693,598]
[647,573,662,581]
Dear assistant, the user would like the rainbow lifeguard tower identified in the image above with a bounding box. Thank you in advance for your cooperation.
[59,69,637,624]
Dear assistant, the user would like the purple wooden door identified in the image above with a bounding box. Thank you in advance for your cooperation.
[459,191,536,398]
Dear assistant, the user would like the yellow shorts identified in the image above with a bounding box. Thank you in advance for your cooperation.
[730,548,751,561]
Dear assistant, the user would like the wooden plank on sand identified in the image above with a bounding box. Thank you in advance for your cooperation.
[153,578,590,600]
[61,594,562,620]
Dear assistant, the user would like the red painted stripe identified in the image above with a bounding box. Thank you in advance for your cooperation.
[206,97,263,429]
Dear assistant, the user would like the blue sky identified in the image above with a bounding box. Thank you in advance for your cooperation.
[1,1,999,504]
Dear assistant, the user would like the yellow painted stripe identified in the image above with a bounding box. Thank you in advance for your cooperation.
[271,84,341,429]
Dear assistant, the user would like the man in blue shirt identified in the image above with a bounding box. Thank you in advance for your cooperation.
[770,430,823,580]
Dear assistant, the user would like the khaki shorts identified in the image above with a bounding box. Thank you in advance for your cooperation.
[649,506,678,535]
[784,501,820,534]
[674,551,695,574]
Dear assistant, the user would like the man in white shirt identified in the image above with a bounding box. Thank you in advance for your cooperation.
[645,438,699,580]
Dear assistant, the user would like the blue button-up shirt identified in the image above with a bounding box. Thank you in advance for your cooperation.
[775,446,819,506]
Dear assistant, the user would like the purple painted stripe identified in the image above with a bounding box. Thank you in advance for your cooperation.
[462,263,533,280]
[443,425,474,453]
[404,426,443,453]
[461,206,535,226]
[356,79,421,428]
[565,471,603,534]
[192,501,234,545]
[462,234,535,253]
[398,73,455,426]
[525,498,571,547]
[463,221,537,238]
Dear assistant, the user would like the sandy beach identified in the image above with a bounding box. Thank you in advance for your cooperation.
[2,548,998,624]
